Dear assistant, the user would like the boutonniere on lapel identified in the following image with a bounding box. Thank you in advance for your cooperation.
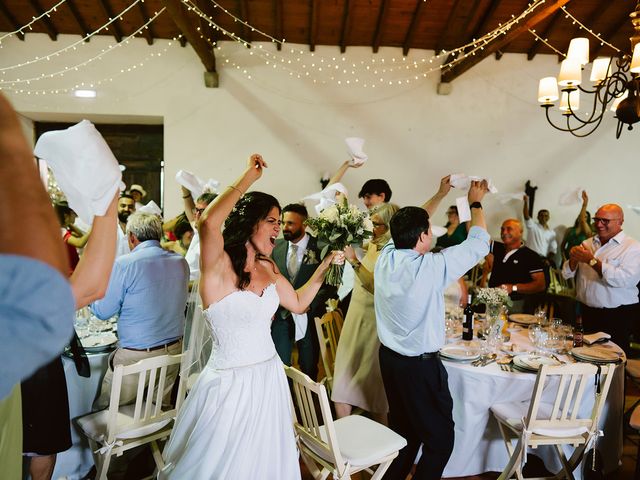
[303,249,319,265]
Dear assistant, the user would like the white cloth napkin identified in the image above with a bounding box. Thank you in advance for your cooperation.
[558,187,584,206]
[627,205,640,216]
[293,313,308,342]
[495,192,526,205]
[431,225,447,238]
[175,170,220,199]
[450,173,498,194]
[304,182,349,215]
[138,200,162,216]
[34,120,122,225]
[583,332,611,345]
[456,196,471,223]
[345,137,368,165]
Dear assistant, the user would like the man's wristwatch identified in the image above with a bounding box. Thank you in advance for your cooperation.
[588,258,598,267]
[469,202,482,209]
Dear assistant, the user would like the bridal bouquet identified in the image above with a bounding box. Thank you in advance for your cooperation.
[305,198,373,286]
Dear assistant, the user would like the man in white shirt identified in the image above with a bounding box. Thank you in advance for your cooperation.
[374,180,490,480]
[523,195,557,261]
[562,203,640,352]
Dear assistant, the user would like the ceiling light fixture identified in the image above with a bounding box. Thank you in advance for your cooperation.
[73,89,97,98]
[538,2,640,138]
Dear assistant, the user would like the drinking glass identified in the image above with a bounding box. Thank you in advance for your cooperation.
[528,324,544,354]
[534,307,549,327]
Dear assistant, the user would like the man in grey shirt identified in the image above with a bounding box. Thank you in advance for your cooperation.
[374,179,490,480]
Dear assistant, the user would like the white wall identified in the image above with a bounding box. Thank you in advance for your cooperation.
[2,33,639,240]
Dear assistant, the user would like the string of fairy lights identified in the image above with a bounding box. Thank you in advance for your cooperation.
[0,0,68,43]
[0,0,629,95]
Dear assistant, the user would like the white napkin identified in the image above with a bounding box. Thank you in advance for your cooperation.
[495,192,526,205]
[345,137,368,165]
[175,170,220,199]
[455,196,471,223]
[34,120,122,225]
[431,225,447,238]
[627,204,640,216]
[138,200,162,216]
[38,159,49,187]
[293,313,308,342]
[304,182,349,215]
[558,187,584,206]
[583,332,611,345]
[450,173,498,193]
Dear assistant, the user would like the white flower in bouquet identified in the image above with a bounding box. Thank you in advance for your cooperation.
[473,287,511,306]
[305,198,373,286]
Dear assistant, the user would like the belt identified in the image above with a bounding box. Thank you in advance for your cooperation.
[380,344,438,360]
[125,338,181,352]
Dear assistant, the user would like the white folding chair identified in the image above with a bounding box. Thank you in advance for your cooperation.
[76,353,185,480]
[285,366,406,480]
[490,362,615,480]
[314,309,343,395]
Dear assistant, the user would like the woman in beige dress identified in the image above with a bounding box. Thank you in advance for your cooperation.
[332,202,399,423]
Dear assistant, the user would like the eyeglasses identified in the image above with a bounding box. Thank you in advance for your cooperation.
[593,217,616,226]
[372,222,386,228]
[192,207,206,215]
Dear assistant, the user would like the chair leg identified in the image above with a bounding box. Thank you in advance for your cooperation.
[150,440,165,470]
[553,444,577,480]
[370,458,394,480]
[96,451,112,480]
[497,436,524,480]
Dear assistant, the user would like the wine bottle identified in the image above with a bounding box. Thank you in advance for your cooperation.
[462,294,474,341]
[573,315,584,348]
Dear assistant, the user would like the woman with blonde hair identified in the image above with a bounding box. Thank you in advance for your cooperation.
[332,202,399,423]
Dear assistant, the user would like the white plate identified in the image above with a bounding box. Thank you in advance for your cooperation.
[513,354,560,371]
[571,347,622,363]
[509,314,538,325]
[81,333,118,349]
[440,344,480,361]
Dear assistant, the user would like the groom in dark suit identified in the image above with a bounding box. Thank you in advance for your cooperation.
[271,203,337,380]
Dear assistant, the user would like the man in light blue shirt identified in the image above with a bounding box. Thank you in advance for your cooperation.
[92,212,189,408]
[375,180,490,480]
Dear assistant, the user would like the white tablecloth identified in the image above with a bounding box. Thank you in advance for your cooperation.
[53,352,110,480]
[441,329,624,478]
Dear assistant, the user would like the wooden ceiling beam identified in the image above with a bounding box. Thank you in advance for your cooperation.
[441,0,572,83]
[468,0,500,41]
[238,0,251,44]
[526,10,563,60]
[136,1,155,45]
[339,0,352,53]
[309,0,318,52]
[591,9,632,59]
[96,0,124,43]
[0,3,25,40]
[65,0,91,42]
[436,0,482,53]
[161,0,216,74]
[28,0,58,41]
[274,0,283,51]
[196,0,221,47]
[402,0,427,56]
[372,0,391,53]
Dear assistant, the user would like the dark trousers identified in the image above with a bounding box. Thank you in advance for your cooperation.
[379,345,454,480]
[581,302,638,354]
[271,314,319,380]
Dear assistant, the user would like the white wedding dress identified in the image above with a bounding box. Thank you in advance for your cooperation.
[159,283,301,479]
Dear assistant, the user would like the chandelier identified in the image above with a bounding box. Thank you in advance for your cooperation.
[537,2,640,138]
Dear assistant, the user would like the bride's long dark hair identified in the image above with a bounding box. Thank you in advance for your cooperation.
[223,191,281,289]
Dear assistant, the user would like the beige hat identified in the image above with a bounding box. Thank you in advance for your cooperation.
[130,184,147,197]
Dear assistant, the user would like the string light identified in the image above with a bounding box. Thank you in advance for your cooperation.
[0,0,145,73]
[528,29,566,58]
[560,6,622,55]
[0,0,68,44]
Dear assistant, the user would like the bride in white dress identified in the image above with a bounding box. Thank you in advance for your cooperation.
[159,154,336,479]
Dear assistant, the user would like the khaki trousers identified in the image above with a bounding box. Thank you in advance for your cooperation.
[93,339,182,411]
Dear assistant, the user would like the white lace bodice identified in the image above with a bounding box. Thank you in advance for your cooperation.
[203,283,279,369]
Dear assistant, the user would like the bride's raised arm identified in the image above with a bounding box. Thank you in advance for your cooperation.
[275,251,340,314]
[199,154,267,274]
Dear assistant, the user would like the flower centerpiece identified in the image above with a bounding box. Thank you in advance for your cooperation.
[305,198,373,286]
[473,287,511,339]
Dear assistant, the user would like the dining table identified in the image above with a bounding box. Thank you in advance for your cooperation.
[440,322,624,479]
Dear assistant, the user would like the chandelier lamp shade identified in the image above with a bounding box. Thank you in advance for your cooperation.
[538,2,640,138]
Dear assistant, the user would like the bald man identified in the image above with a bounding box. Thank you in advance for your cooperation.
[563,204,640,352]
[484,218,546,313]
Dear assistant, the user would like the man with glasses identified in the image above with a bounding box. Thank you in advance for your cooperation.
[563,204,640,352]
[181,187,218,282]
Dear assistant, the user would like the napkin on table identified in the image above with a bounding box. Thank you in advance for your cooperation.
[34,120,122,225]
[583,332,611,345]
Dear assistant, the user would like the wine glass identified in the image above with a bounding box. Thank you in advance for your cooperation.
[528,324,544,355]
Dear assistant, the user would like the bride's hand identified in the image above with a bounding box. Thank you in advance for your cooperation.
[320,250,344,272]
[246,153,267,181]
